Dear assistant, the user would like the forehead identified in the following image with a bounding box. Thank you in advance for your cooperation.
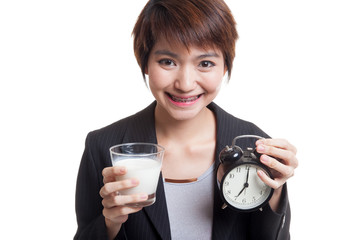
[151,36,223,57]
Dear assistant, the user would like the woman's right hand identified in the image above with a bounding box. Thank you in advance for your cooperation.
[100,166,148,240]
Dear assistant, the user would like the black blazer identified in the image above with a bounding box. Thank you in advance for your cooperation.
[74,101,291,240]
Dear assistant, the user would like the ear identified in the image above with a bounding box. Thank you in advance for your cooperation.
[223,65,228,76]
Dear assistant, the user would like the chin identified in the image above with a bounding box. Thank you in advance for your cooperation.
[166,105,207,121]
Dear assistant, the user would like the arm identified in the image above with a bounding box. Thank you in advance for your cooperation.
[74,133,150,240]
[248,138,298,239]
[74,133,109,240]
[248,183,291,240]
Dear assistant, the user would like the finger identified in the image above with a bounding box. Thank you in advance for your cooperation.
[100,178,139,198]
[260,154,295,179]
[257,170,285,189]
[103,205,143,222]
[256,138,297,154]
[102,193,149,208]
[256,144,298,167]
[102,166,127,184]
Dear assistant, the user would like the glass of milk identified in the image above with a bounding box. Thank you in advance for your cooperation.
[109,143,165,207]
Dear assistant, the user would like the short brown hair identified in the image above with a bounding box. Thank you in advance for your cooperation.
[132,0,238,80]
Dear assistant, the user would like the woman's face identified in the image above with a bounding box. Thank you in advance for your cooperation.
[146,37,226,121]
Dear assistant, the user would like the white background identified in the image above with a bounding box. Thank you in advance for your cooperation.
[1,0,359,239]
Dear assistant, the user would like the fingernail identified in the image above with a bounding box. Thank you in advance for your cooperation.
[140,194,148,200]
[117,167,126,174]
[257,145,265,153]
[131,179,139,185]
[261,155,269,163]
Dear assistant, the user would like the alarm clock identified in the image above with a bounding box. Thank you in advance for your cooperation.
[216,135,274,212]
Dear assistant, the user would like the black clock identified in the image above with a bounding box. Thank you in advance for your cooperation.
[216,135,274,212]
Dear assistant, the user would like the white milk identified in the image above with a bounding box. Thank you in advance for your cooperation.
[114,158,161,195]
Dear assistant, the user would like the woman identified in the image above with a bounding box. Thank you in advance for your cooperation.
[74,0,298,239]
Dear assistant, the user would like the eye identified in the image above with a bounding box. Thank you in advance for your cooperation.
[158,59,176,66]
[199,61,215,68]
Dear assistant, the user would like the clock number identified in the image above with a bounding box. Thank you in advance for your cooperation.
[242,198,246,203]
[226,190,231,195]
[224,181,229,186]
[229,173,235,179]
[236,167,241,172]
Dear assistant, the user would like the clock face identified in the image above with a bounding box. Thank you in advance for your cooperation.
[221,163,273,211]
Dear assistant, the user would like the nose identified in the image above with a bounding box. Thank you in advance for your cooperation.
[174,65,197,93]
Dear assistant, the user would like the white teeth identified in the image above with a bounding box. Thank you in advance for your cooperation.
[171,95,199,103]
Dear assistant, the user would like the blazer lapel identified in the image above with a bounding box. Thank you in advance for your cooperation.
[122,101,171,240]
[209,102,240,239]
[143,175,171,239]
[209,102,269,239]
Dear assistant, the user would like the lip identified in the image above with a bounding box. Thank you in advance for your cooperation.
[166,93,203,107]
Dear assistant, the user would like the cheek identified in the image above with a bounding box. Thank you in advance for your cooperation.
[147,66,162,86]
[204,72,224,93]
[148,67,170,92]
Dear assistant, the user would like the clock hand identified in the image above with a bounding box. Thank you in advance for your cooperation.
[235,167,250,199]
[243,167,250,195]
[245,167,250,185]
[235,185,247,199]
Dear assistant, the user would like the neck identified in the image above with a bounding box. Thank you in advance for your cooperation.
[154,103,217,180]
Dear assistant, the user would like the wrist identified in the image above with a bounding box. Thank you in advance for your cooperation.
[269,185,283,213]
[105,218,122,240]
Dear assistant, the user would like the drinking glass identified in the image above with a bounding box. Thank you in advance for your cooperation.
[110,143,165,207]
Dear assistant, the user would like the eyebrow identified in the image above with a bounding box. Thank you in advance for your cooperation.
[198,52,220,59]
[154,50,220,59]
[154,50,178,58]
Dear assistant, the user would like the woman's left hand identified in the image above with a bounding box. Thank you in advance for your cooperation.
[255,138,298,212]
[255,138,298,190]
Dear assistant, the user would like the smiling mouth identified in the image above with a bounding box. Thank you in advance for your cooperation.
[166,93,202,103]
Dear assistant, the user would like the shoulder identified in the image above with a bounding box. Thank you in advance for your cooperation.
[209,102,270,143]
[85,101,157,149]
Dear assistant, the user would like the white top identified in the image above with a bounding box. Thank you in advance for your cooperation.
[163,164,215,240]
